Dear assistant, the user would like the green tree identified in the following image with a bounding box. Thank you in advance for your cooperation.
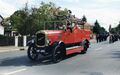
[37,2,69,29]
[10,10,29,35]
[116,22,120,34]
[100,27,107,34]
[10,3,39,35]
[110,28,117,34]
[110,22,120,34]
[93,20,101,34]
[9,2,69,35]
[2,17,12,31]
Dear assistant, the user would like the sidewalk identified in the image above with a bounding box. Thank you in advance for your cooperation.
[0,46,28,53]
[0,39,96,53]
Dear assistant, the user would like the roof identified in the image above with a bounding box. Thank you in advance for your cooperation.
[0,15,4,26]
[0,15,4,21]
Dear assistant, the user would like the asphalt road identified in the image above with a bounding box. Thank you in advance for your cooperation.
[0,40,120,75]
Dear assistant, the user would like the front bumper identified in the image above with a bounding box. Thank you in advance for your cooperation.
[34,46,52,59]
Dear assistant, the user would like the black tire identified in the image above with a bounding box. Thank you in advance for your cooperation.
[80,40,88,54]
[52,45,65,63]
[80,43,88,54]
[80,45,87,54]
[27,46,38,61]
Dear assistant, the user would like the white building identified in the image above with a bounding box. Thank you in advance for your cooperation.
[0,15,4,35]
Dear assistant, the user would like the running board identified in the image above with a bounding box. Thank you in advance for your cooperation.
[66,46,84,55]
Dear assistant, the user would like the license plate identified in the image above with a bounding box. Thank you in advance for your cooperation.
[41,50,45,52]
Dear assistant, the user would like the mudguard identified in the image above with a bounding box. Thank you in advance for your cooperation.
[27,39,35,46]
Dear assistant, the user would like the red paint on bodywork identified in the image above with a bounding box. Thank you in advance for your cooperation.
[44,25,91,54]
[46,25,91,45]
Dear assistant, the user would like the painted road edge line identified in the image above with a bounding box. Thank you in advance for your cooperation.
[95,47,102,50]
[1,68,27,75]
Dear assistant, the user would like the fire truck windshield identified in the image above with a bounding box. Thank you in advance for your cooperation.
[41,21,67,30]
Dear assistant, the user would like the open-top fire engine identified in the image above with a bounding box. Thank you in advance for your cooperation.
[27,21,91,63]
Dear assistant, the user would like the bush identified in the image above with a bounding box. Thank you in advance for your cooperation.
[0,35,6,39]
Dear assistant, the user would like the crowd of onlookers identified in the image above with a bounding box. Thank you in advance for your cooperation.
[95,33,120,43]
[109,34,120,43]
[96,33,109,43]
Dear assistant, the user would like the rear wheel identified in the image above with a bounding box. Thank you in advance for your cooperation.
[27,46,38,61]
[80,45,87,54]
[80,40,89,54]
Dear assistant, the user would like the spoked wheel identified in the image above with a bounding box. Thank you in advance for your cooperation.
[52,45,65,63]
[27,46,38,61]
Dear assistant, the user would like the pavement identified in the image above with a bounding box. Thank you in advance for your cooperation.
[0,39,120,75]
[0,46,28,53]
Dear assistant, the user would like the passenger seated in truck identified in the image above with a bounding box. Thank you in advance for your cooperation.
[58,24,66,30]
[66,20,72,32]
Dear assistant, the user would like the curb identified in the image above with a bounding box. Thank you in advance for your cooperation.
[0,47,28,53]
[0,49,20,53]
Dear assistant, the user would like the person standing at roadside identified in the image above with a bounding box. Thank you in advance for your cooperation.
[96,34,99,43]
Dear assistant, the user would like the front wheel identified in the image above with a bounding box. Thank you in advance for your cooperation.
[27,46,38,61]
[52,45,65,63]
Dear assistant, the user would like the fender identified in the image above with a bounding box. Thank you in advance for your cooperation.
[51,41,66,59]
[27,39,35,46]
[52,41,65,47]
[51,41,66,55]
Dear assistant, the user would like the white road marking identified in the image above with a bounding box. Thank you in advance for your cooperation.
[95,47,102,50]
[1,68,27,75]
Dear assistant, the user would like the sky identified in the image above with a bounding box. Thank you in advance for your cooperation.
[0,0,120,31]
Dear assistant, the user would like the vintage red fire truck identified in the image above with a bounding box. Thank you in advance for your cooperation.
[27,21,91,63]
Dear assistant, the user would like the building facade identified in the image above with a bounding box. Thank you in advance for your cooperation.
[0,15,4,35]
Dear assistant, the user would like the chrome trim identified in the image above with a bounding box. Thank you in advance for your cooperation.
[36,31,48,47]
[66,46,82,50]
